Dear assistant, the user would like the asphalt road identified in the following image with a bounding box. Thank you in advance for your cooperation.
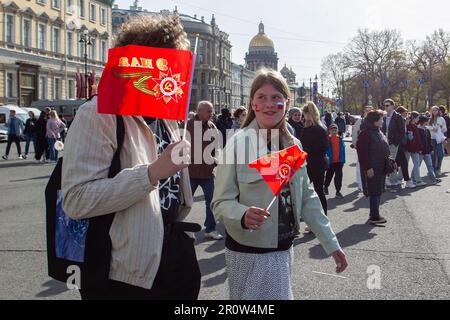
[0,140,449,300]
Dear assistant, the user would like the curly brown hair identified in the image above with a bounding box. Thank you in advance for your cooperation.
[114,15,190,50]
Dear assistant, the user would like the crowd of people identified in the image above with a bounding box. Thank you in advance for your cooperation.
[2,107,67,163]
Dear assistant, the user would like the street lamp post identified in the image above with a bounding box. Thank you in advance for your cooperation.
[79,29,92,99]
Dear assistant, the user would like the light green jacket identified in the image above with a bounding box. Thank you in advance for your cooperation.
[211,119,341,255]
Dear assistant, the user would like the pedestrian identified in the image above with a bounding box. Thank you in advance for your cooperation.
[324,124,345,199]
[382,99,406,192]
[324,111,333,128]
[417,116,441,184]
[287,107,304,140]
[429,106,447,176]
[211,68,347,300]
[406,112,425,187]
[187,101,223,240]
[60,115,68,143]
[46,110,66,162]
[23,111,37,159]
[232,106,247,131]
[335,112,346,137]
[352,106,373,192]
[62,15,200,300]
[438,106,450,155]
[301,102,329,216]
[357,110,392,225]
[394,106,415,190]
[34,111,49,162]
[2,110,24,160]
[215,108,233,145]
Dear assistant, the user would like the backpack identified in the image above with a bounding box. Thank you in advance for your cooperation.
[45,115,125,289]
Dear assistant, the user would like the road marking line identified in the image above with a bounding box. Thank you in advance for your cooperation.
[312,271,347,279]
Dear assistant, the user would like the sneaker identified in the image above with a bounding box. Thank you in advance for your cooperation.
[415,181,427,187]
[23,154,27,159]
[18,155,25,160]
[436,170,442,176]
[204,231,223,240]
[335,192,344,199]
[432,178,442,185]
[406,180,416,189]
[2,155,7,160]
[324,186,329,195]
[368,217,387,225]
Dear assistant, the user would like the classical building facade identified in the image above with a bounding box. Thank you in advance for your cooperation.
[245,22,278,72]
[280,64,296,85]
[0,0,112,107]
[112,5,232,112]
[231,62,255,109]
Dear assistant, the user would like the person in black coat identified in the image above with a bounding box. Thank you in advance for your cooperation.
[34,111,49,162]
[335,112,346,137]
[215,108,233,146]
[357,110,391,225]
[287,107,304,140]
[301,102,329,216]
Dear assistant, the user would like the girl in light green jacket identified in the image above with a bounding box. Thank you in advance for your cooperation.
[211,69,348,300]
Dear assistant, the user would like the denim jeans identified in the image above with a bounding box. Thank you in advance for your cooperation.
[419,154,437,182]
[24,133,36,156]
[47,138,58,161]
[369,196,381,220]
[410,152,422,183]
[431,139,444,172]
[388,144,401,185]
[190,178,216,233]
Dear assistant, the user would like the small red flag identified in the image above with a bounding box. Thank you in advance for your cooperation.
[98,45,194,120]
[248,145,308,196]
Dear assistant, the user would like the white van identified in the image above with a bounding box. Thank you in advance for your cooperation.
[0,105,28,125]
[21,107,42,119]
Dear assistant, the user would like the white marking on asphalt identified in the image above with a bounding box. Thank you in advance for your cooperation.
[312,271,347,279]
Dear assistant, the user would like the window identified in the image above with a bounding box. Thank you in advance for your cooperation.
[101,7,106,25]
[79,0,85,18]
[100,40,106,62]
[52,0,61,9]
[39,76,47,99]
[66,0,73,13]
[6,15,14,43]
[79,36,85,58]
[53,27,60,53]
[90,3,96,21]
[201,72,206,84]
[38,0,48,4]
[67,31,73,56]
[38,23,46,50]
[53,77,61,99]
[90,38,96,61]
[68,79,75,99]
[6,73,14,98]
[23,19,32,47]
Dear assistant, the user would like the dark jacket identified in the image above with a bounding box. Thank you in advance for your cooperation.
[215,115,233,145]
[335,116,346,135]
[34,116,47,139]
[288,119,304,141]
[418,127,433,155]
[300,125,329,179]
[187,116,219,179]
[357,123,390,197]
[24,117,37,135]
[406,123,422,153]
[443,115,450,138]
[382,111,405,146]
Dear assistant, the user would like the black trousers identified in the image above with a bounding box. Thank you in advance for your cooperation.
[80,223,201,300]
[395,146,410,181]
[308,169,327,216]
[5,135,21,156]
[325,162,344,193]
[35,136,49,160]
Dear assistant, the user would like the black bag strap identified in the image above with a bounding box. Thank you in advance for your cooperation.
[108,115,124,177]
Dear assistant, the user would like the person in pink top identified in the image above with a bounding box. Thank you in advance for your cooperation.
[46,110,66,162]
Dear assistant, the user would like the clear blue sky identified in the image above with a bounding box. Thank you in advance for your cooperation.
[117,0,450,89]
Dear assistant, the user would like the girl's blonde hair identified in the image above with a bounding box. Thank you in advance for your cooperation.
[430,106,440,125]
[302,102,324,128]
[49,110,60,121]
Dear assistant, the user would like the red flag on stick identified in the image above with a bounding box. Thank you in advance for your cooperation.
[98,45,194,120]
[248,145,308,197]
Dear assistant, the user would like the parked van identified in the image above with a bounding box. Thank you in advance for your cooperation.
[0,105,28,124]
[21,107,42,118]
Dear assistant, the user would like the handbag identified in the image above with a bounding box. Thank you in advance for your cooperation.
[384,157,397,175]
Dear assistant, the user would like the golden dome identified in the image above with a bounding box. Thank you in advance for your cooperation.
[249,22,274,49]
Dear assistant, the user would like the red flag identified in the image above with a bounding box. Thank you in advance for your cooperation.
[98,45,194,120]
[248,145,308,196]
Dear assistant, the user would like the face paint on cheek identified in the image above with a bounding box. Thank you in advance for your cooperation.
[254,103,260,112]
[277,102,285,110]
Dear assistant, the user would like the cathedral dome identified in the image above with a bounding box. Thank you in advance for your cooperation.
[249,22,274,50]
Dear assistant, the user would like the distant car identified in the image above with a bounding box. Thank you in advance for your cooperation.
[0,123,7,142]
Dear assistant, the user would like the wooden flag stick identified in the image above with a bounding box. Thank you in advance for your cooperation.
[266,195,277,211]
[182,34,200,141]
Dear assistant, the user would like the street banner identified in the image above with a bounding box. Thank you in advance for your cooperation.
[98,45,194,120]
